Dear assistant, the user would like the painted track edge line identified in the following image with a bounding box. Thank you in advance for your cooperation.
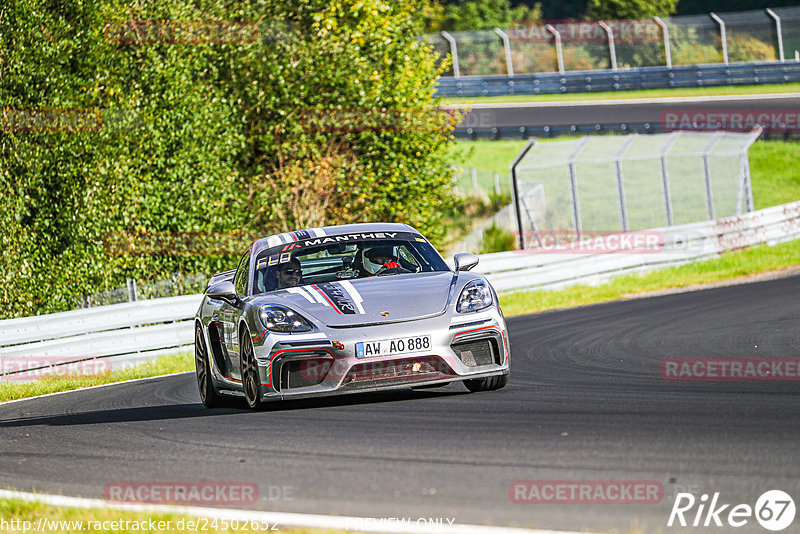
[0,371,194,407]
[0,489,598,534]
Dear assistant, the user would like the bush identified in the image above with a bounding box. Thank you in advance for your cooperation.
[0,0,458,317]
[480,222,517,254]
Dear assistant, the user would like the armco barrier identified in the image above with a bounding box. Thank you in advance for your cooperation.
[475,200,800,293]
[2,200,799,377]
[436,61,800,98]
[0,294,203,379]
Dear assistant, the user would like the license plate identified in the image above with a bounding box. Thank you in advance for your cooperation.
[356,335,431,358]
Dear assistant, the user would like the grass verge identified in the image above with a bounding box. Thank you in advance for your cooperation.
[0,497,346,534]
[449,138,800,209]
[439,82,800,105]
[0,353,194,403]
[498,238,800,317]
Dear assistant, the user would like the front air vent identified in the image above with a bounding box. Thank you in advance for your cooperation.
[451,338,499,367]
[343,356,453,387]
[277,355,333,391]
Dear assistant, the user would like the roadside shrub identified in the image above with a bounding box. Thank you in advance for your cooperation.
[480,222,517,254]
[0,0,458,317]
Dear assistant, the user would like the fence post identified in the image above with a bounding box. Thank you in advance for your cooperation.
[545,24,565,75]
[741,126,762,212]
[493,28,514,77]
[598,21,617,71]
[653,17,672,68]
[765,9,785,63]
[709,13,728,65]
[493,172,501,195]
[568,138,591,237]
[659,132,680,226]
[440,31,461,78]
[471,168,479,196]
[614,136,637,231]
[701,132,724,220]
[126,278,138,302]
[510,139,537,249]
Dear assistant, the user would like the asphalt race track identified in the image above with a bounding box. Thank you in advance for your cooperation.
[2,274,800,533]
[451,93,800,134]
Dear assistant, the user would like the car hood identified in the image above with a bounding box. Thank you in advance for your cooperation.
[254,272,456,327]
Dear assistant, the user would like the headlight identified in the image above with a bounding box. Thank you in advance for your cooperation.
[456,279,493,313]
[259,305,313,333]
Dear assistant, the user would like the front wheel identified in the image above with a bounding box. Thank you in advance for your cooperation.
[240,330,265,410]
[463,373,508,393]
[195,325,224,408]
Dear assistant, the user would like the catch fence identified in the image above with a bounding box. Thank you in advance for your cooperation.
[427,6,800,78]
[509,129,761,250]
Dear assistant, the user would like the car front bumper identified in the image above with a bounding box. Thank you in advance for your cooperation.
[245,306,510,401]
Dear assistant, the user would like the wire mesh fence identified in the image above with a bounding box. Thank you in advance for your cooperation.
[74,273,207,309]
[452,167,512,199]
[509,129,761,250]
[428,6,799,77]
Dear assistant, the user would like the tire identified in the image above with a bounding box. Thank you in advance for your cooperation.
[240,329,265,410]
[463,373,508,393]
[195,325,224,408]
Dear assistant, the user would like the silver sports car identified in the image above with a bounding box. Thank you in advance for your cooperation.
[194,223,510,409]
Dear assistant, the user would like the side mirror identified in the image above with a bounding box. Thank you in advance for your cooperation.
[453,252,479,272]
[207,280,237,301]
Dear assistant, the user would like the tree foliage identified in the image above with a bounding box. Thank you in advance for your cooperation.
[423,0,541,32]
[1,0,457,317]
[587,0,678,20]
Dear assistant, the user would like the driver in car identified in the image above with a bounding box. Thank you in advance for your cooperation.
[276,258,303,289]
[364,246,402,275]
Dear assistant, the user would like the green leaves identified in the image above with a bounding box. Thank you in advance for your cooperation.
[2,0,457,317]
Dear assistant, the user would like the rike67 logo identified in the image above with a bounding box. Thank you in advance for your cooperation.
[668,490,796,531]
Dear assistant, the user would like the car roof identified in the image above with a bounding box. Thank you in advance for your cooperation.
[252,222,421,253]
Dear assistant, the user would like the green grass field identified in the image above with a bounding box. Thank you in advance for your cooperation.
[0,353,193,403]
[452,137,800,315]
[450,138,800,210]
[499,239,800,317]
[440,82,800,105]
[0,497,346,534]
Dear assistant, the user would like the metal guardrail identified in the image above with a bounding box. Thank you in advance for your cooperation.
[436,61,800,98]
[476,200,800,293]
[0,294,203,378]
[2,199,799,378]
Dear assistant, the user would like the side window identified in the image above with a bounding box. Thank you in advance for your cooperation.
[233,251,251,296]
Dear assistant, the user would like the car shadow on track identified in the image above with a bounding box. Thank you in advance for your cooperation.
[0,388,470,427]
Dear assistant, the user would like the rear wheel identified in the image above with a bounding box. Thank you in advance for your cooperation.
[463,373,508,393]
[195,325,223,408]
[240,330,265,410]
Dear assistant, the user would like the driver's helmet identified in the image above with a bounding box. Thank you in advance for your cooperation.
[363,246,397,275]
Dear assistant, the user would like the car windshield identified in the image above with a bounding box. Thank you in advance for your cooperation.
[251,232,449,295]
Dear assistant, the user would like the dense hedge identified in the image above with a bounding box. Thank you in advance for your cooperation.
[0,0,456,317]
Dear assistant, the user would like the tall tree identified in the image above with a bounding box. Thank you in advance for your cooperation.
[587,0,679,19]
